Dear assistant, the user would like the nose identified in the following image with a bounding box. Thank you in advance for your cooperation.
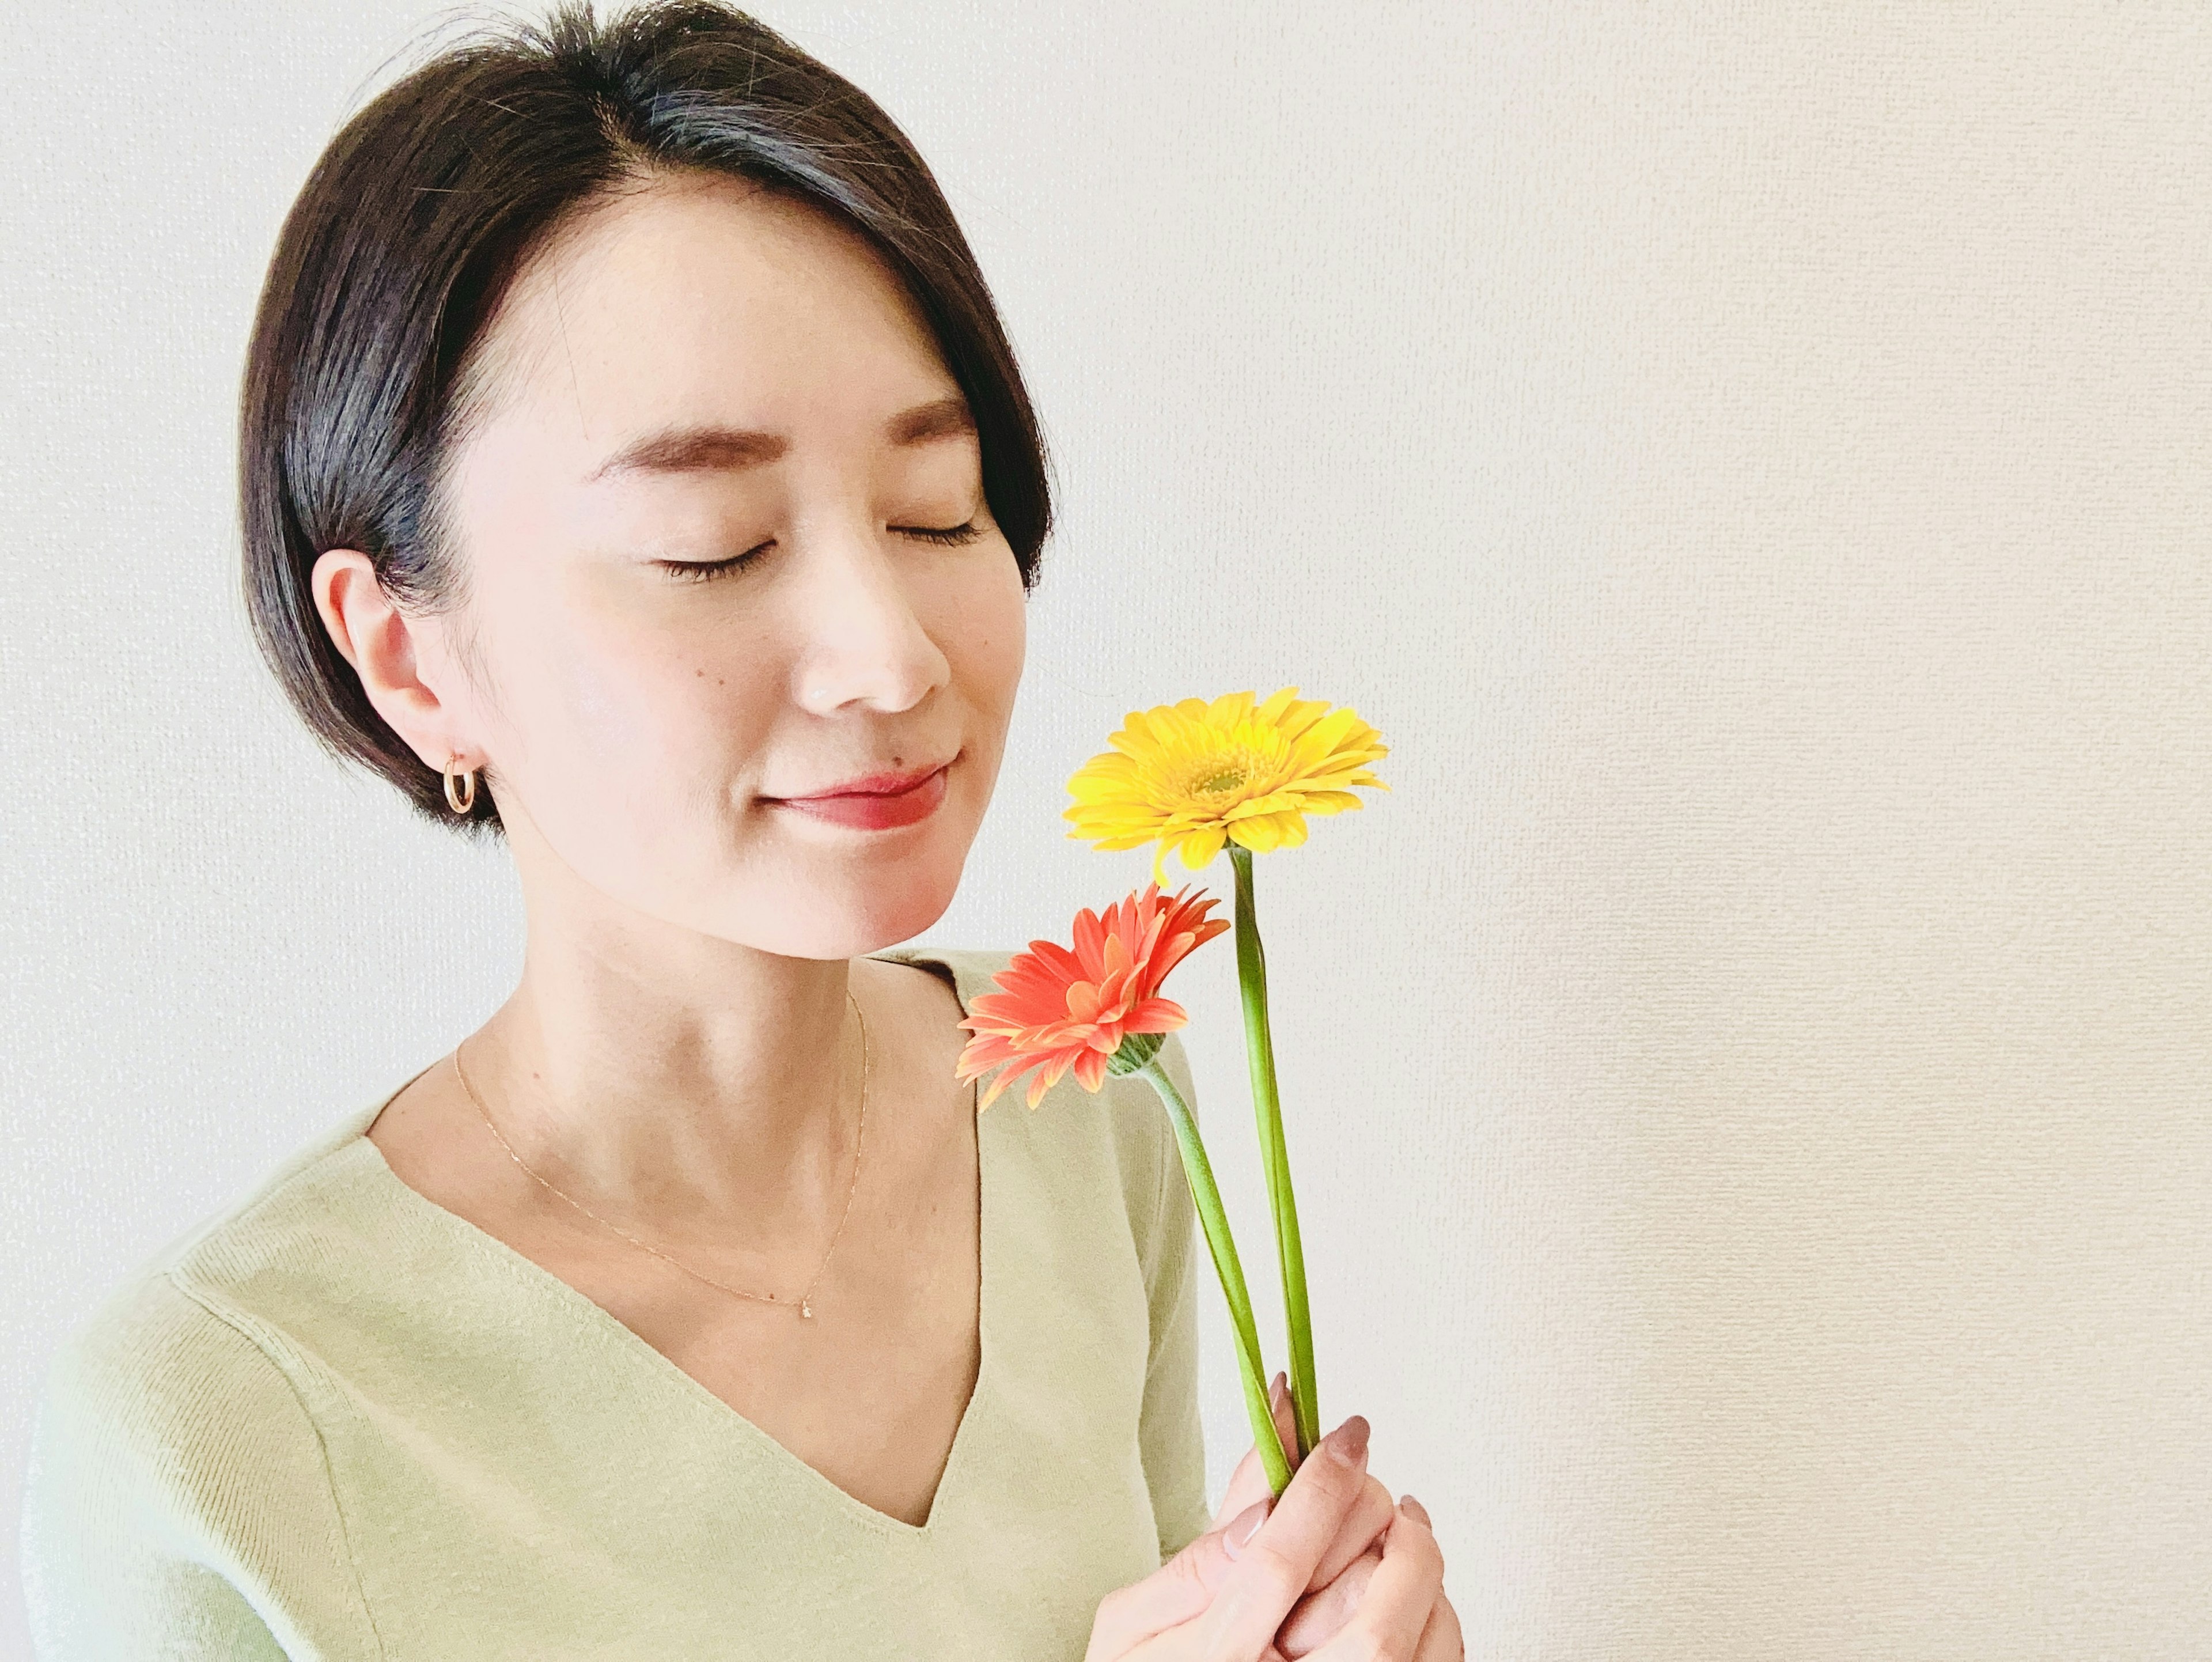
[787,512,952,719]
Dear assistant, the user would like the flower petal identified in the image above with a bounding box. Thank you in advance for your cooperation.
[963,882,1230,1117]
[1123,996,1190,1031]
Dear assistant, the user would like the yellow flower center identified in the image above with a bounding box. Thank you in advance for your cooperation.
[1192,764,1247,795]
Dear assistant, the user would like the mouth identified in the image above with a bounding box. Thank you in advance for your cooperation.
[763,756,956,831]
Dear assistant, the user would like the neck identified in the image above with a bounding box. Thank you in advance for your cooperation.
[465,885,874,1245]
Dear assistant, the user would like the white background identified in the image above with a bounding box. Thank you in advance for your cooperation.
[6,3,2210,1655]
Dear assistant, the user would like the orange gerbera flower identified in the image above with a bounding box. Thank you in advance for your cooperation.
[955,882,1231,1110]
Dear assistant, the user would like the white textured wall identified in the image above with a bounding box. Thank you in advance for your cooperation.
[7,3,2209,1655]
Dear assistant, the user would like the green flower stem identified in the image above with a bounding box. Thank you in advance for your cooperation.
[1135,1054,1294,1498]
[1228,845,1319,1461]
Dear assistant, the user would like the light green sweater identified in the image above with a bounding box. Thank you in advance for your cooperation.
[19,946,1213,1659]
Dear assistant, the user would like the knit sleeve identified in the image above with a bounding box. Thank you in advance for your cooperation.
[20,1267,384,1661]
[1135,1029,1214,1562]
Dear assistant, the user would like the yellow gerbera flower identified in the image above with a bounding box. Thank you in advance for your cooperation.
[1064,687,1390,887]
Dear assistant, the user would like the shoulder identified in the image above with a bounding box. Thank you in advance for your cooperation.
[24,1164,389,1657]
[871,942,1025,1012]
[32,1261,305,1483]
[21,1259,351,1636]
[30,1092,407,1470]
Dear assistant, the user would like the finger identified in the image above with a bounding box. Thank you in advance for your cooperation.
[1087,1498,1267,1656]
[1211,1372,1301,1529]
[1270,1372,1300,1467]
[1310,1498,1445,1661]
[1195,1415,1372,1657]
[1308,1472,1395,1592]
[1413,1589,1465,1662]
[1274,1547,1380,1659]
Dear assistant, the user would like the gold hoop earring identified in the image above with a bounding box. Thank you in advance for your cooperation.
[443,754,478,815]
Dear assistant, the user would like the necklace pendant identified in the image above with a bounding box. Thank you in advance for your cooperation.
[800,1298,813,1319]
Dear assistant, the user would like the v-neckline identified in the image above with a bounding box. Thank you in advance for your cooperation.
[344,944,996,1540]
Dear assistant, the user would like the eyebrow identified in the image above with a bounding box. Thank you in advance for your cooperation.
[585,395,977,483]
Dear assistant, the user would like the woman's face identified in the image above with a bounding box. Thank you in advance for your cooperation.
[423,173,1027,957]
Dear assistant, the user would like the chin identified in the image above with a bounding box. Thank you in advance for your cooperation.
[712,847,968,959]
[612,777,975,953]
[838,853,965,949]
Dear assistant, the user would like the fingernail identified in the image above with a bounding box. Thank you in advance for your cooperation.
[1399,1493,1430,1525]
[1267,1372,1289,1409]
[1222,1498,1271,1558]
[1323,1414,1370,1466]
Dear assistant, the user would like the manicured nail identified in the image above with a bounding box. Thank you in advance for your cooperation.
[1267,1372,1289,1410]
[1222,1498,1271,1558]
[1323,1414,1370,1466]
[1399,1493,1431,1525]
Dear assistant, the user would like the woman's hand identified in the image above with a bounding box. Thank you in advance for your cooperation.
[1086,1377,1461,1660]
[1211,1379,1463,1661]
[1271,1490,1459,1661]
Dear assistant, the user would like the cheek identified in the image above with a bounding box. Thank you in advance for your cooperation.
[945,549,1028,711]
[480,575,769,802]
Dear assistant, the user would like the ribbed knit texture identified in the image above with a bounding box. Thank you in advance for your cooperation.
[19,946,1213,1659]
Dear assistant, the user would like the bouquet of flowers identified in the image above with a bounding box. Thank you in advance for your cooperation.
[951,688,1389,1496]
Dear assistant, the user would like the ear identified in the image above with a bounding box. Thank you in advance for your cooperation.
[310,549,477,770]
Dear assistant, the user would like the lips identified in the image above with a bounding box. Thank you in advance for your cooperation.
[766,760,952,831]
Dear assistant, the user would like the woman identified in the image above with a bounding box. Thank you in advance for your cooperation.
[20,3,1460,1656]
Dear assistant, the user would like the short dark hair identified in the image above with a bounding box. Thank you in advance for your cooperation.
[240,0,1052,834]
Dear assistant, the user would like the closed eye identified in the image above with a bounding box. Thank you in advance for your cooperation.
[655,521,986,583]
[656,543,771,584]
[896,519,987,547]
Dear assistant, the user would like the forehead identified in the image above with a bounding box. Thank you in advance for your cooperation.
[463,173,951,444]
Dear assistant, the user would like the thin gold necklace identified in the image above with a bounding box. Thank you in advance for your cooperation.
[449,988,869,1321]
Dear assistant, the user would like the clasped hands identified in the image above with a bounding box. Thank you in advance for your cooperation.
[1088,1376,1463,1661]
